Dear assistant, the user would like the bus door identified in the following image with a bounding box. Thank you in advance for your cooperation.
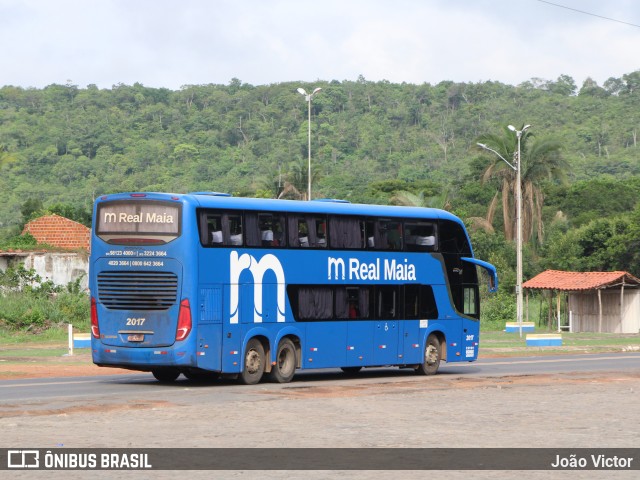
[196,286,223,372]
[459,284,482,361]
[373,286,400,365]
[460,258,498,361]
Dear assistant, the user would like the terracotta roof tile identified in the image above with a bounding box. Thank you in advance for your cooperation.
[523,270,640,291]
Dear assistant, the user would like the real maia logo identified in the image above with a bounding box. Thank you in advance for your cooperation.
[103,212,174,224]
[328,257,416,281]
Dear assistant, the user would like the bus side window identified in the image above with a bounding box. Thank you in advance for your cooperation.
[336,287,370,319]
[227,214,243,246]
[315,218,327,248]
[365,220,376,249]
[376,219,402,251]
[199,212,223,246]
[464,286,478,318]
[419,285,439,319]
[298,219,309,247]
[404,222,436,252]
[288,215,326,248]
[439,220,470,254]
[403,284,438,319]
[377,286,398,319]
[297,286,333,320]
[329,216,362,249]
[403,284,420,319]
[245,212,285,247]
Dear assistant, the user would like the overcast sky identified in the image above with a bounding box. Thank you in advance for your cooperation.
[2,0,639,90]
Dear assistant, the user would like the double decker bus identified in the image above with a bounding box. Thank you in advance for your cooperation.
[90,192,497,384]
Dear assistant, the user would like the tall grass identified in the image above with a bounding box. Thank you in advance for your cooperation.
[0,266,90,333]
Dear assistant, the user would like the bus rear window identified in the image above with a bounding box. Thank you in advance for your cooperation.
[96,201,181,244]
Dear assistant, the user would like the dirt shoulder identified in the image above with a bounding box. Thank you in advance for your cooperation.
[0,347,135,379]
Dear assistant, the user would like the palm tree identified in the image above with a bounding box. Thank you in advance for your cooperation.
[280,159,323,201]
[474,126,567,244]
[390,190,452,211]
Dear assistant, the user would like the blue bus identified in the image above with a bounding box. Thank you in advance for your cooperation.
[90,192,497,384]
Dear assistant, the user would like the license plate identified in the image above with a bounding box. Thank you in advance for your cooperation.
[128,334,144,342]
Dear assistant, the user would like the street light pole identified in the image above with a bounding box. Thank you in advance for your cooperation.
[297,87,322,200]
[508,124,530,338]
[477,122,530,338]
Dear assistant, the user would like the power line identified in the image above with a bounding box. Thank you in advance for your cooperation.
[535,0,640,29]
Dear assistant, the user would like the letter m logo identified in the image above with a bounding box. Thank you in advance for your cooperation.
[229,251,286,324]
[328,257,345,280]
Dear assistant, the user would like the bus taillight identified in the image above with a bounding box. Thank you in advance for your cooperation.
[90,297,100,338]
[176,299,192,341]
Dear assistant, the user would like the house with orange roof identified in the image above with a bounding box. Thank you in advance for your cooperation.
[0,215,89,289]
[21,214,90,251]
[523,270,640,333]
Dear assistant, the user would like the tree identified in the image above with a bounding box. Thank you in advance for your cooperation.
[0,144,17,169]
[548,74,577,96]
[389,190,451,210]
[474,126,567,244]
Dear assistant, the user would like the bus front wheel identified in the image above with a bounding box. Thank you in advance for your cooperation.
[415,334,441,375]
[268,338,296,383]
[240,338,265,385]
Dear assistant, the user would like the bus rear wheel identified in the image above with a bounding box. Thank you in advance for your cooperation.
[152,368,180,382]
[268,338,296,383]
[240,338,265,385]
[415,334,441,375]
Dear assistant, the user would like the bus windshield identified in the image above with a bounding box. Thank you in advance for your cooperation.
[96,200,182,245]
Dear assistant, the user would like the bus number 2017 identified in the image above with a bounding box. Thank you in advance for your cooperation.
[126,318,146,326]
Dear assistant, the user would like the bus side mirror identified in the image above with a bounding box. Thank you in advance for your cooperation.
[488,272,497,293]
[461,257,498,293]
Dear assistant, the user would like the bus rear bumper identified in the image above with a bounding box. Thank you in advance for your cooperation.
[91,343,197,370]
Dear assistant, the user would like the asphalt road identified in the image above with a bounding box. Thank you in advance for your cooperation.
[2,353,639,480]
[1,352,639,404]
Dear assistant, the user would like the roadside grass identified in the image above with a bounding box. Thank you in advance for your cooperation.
[0,325,90,361]
[1,325,639,362]
[480,331,640,356]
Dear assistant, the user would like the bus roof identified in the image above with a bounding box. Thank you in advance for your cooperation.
[96,192,465,225]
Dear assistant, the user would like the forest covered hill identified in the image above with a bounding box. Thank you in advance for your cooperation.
[2,71,640,306]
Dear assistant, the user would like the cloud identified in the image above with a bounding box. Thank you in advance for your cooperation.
[1,0,639,89]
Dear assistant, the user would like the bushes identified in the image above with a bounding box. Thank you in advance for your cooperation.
[480,292,517,331]
[0,266,89,332]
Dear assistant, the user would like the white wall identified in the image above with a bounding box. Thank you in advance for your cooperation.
[569,289,640,333]
[1,252,89,291]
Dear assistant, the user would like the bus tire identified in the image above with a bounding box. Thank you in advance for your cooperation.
[152,368,180,382]
[268,338,296,383]
[240,338,265,385]
[415,334,441,375]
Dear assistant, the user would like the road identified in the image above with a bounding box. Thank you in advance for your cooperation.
[1,352,638,403]
[1,353,639,480]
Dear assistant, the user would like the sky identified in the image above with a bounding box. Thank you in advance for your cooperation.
[1,0,639,90]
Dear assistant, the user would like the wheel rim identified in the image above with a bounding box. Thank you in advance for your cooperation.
[425,343,439,365]
[245,349,262,374]
[277,346,293,374]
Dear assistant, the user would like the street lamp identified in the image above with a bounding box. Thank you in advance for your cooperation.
[508,124,530,338]
[297,87,322,200]
[477,122,531,338]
